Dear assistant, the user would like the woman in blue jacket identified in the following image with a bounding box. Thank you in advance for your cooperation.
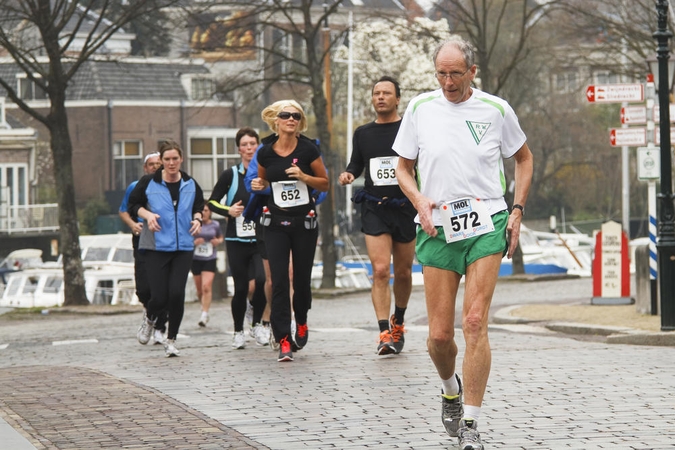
[129,140,205,357]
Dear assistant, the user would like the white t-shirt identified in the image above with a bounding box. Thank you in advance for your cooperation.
[393,88,527,226]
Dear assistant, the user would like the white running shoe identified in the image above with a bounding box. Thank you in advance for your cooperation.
[137,314,153,345]
[198,311,209,327]
[232,330,246,349]
[251,323,262,340]
[254,323,270,346]
[164,339,180,357]
[152,328,166,345]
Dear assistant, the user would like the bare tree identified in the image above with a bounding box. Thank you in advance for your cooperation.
[558,0,670,82]
[0,0,176,305]
[431,0,565,98]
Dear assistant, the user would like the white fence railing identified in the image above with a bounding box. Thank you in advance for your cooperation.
[0,203,59,234]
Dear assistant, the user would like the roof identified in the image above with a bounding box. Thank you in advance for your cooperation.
[0,58,211,101]
[4,112,28,129]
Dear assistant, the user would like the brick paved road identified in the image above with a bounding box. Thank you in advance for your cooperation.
[0,278,674,449]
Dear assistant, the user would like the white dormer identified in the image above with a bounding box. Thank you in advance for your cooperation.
[181,73,216,101]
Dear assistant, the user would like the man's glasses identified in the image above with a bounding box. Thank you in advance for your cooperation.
[435,68,470,82]
[277,111,302,121]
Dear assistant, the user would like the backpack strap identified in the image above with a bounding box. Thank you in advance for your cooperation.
[225,164,240,207]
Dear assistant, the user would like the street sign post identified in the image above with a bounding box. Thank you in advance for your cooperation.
[609,128,647,146]
[586,84,644,103]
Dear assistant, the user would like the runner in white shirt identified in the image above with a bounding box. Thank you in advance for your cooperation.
[394,36,533,450]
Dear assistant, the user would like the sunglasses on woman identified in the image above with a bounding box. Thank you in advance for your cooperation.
[277,111,302,121]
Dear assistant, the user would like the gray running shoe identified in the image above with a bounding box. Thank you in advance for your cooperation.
[137,314,153,345]
[441,374,464,437]
[277,337,293,362]
[294,323,308,349]
[389,315,405,354]
[377,330,396,355]
[164,339,180,357]
[457,419,483,450]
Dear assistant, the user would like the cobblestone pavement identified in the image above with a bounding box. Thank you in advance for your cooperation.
[0,277,674,449]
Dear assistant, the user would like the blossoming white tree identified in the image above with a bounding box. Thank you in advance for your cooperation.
[334,17,452,122]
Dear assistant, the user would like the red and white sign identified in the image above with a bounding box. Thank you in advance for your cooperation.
[653,127,675,145]
[609,128,646,147]
[620,106,647,124]
[592,221,631,303]
[652,104,675,123]
[586,84,644,103]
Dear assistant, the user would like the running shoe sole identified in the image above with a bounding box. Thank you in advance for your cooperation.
[377,342,397,355]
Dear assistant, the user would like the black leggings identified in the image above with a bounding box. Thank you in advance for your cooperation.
[265,224,318,342]
[226,240,266,331]
[133,248,151,307]
[145,250,193,340]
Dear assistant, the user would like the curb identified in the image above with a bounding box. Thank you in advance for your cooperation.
[493,305,675,347]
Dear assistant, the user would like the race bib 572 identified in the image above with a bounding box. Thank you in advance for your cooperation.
[439,198,494,243]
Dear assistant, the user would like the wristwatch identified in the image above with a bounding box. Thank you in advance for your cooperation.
[512,204,524,215]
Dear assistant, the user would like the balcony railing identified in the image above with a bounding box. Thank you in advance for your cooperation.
[0,203,60,234]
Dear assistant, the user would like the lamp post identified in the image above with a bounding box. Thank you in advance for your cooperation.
[653,0,675,331]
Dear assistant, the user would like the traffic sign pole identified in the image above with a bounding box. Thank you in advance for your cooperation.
[645,76,659,315]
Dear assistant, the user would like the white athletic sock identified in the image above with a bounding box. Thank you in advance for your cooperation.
[441,375,460,397]
[463,405,481,422]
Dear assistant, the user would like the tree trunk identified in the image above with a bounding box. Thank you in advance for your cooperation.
[310,76,337,289]
[48,104,88,306]
[318,165,337,289]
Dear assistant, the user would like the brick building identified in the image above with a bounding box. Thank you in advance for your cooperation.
[0,57,239,211]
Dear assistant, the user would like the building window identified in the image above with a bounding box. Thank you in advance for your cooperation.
[191,77,215,100]
[188,129,242,199]
[16,75,47,100]
[0,164,29,206]
[268,30,307,78]
[113,140,143,190]
[594,71,619,85]
[555,71,579,93]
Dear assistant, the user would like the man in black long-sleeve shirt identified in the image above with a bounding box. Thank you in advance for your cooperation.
[338,76,416,355]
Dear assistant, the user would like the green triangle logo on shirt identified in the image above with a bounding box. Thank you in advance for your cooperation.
[466,121,491,145]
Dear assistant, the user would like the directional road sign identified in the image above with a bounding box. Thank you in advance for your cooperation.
[620,106,647,124]
[609,128,646,147]
[586,84,644,103]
